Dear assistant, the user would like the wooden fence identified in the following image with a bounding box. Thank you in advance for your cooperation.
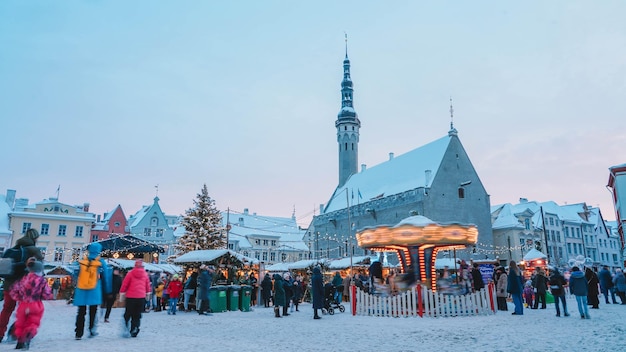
[351,283,496,318]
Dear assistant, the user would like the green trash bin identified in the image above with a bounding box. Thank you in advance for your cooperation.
[209,286,228,313]
[227,285,241,311]
[240,285,252,312]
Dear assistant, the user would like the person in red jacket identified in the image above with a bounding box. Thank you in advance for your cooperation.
[10,260,53,350]
[119,260,151,338]
[167,275,183,315]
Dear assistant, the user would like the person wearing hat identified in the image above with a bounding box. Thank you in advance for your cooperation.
[73,242,110,340]
[0,228,44,342]
[119,260,151,337]
[9,259,53,349]
[167,274,183,315]
[569,266,590,319]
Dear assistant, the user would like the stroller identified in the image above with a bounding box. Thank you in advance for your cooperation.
[321,283,345,315]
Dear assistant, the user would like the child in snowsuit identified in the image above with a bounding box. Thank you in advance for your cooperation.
[523,280,534,308]
[10,260,53,350]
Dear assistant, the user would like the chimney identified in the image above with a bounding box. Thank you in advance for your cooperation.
[83,203,90,212]
[319,204,324,214]
[361,164,367,172]
[5,189,16,208]
[97,214,101,222]
[15,198,28,208]
[519,198,528,203]
[238,217,244,226]
[425,170,432,187]
[243,208,249,215]
[389,152,394,160]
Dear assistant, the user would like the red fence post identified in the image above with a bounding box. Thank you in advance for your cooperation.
[351,284,357,316]
[417,285,423,317]
[488,282,495,312]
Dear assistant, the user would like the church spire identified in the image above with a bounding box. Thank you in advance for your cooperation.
[336,34,361,187]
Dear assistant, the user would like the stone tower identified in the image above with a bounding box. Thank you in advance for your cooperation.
[336,39,361,187]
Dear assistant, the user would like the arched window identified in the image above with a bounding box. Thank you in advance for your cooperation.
[458,188,465,199]
[345,143,348,150]
[151,217,158,226]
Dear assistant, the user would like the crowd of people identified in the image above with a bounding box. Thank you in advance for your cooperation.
[2,230,625,348]
[500,260,626,319]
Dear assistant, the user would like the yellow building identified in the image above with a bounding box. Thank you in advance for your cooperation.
[7,193,95,264]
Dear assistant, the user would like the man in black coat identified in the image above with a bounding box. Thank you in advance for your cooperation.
[312,266,324,319]
[471,263,485,292]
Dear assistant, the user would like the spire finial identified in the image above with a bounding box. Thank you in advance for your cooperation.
[344,32,348,58]
[449,96,454,130]
[448,96,458,136]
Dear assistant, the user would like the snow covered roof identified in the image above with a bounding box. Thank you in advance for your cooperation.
[173,249,259,265]
[107,258,183,274]
[328,255,378,269]
[324,135,451,213]
[523,248,547,261]
[223,211,308,251]
[491,200,602,231]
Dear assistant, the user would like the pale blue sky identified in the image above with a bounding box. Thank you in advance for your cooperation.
[1,1,625,227]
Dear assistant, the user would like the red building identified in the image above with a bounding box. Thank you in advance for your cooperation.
[91,204,129,241]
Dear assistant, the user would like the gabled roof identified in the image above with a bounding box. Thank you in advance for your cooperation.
[324,135,451,213]
[223,211,308,251]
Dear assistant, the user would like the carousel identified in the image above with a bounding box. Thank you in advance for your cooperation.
[356,215,478,291]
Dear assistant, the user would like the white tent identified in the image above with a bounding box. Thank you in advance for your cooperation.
[523,248,547,261]
[264,263,290,272]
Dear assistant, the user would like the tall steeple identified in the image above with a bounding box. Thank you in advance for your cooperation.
[336,34,361,187]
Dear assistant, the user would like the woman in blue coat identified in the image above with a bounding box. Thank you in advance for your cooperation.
[311,266,324,319]
[73,242,109,339]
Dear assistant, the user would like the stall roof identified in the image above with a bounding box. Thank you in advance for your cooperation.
[173,249,258,265]
[107,259,183,274]
[328,256,379,270]
[523,248,547,261]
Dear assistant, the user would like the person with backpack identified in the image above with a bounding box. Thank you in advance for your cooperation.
[73,242,110,340]
[0,228,44,343]
[549,268,569,317]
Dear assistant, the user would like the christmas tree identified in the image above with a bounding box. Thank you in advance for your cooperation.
[176,184,225,254]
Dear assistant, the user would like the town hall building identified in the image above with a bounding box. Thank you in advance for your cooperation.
[310,48,493,261]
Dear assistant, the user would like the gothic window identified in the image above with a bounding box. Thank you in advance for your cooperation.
[352,143,354,150]
[458,187,465,198]
[345,143,348,151]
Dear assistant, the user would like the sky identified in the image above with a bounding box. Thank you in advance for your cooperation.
[1,1,625,228]
[7,292,625,352]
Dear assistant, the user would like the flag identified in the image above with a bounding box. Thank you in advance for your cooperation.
[358,189,362,199]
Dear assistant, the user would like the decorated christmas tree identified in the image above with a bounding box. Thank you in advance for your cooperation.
[176,184,225,254]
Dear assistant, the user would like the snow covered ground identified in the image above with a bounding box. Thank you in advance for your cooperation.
[1,296,624,352]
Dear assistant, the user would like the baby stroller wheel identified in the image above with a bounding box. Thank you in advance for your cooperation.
[338,305,345,313]
[321,308,328,315]
[328,308,334,315]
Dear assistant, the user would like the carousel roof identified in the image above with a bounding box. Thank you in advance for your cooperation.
[356,215,478,248]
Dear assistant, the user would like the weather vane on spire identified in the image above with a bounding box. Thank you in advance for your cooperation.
[344,32,348,57]
[155,184,159,197]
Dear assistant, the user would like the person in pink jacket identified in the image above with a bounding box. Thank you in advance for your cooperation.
[119,260,151,338]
